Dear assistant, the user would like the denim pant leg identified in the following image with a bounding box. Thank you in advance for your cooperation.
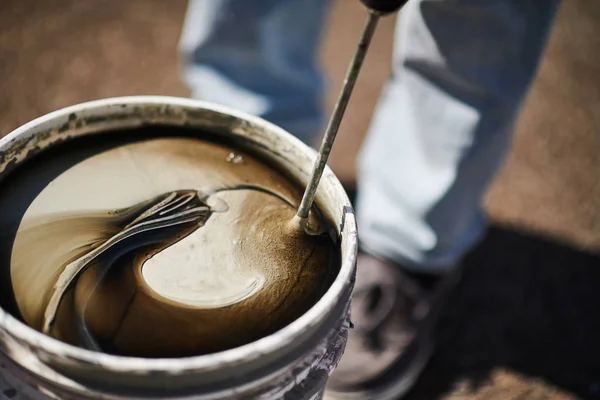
[179,0,331,145]
[357,0,561,273]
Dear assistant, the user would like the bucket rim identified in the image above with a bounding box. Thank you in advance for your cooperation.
[0,95,358,381]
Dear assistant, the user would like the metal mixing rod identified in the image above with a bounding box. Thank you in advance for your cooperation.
[296,0,409,221]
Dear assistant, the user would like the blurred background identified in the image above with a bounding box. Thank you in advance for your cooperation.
[1,0,599,398]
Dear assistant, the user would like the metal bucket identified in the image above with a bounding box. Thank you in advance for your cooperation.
[0,96,357,400]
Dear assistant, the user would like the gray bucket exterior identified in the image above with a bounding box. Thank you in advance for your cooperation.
[0,96,358,400]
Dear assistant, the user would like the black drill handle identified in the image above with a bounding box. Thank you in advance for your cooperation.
[360,0,409,14]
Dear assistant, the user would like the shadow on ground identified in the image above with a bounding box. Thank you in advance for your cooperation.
[344,187,600,399]
[402,224,600,400]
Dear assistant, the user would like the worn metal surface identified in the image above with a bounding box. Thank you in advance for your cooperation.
[297,11,379,220]
[0,96,358,399]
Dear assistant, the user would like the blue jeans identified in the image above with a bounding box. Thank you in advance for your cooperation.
[179,0,560,273]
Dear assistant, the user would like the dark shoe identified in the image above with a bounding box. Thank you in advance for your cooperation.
[324,253,461,400]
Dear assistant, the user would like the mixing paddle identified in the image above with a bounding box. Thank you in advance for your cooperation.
[295,0,409,228]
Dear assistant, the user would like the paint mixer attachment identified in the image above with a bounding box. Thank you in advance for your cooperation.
[295,0,410,229]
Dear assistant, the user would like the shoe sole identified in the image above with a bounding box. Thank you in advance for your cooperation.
[322,340,433,400]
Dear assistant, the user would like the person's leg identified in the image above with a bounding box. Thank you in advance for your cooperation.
[327,1,560,399]
[179,0,331,145]
[357,0,561,273]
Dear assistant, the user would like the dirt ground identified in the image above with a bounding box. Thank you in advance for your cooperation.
[1,1,600,399]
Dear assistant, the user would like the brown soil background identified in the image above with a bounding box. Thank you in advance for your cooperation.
[1,1,599,399]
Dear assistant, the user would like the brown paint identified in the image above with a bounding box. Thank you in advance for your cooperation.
[9,136,338,358]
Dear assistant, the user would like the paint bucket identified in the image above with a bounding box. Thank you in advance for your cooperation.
[0,96,357,400]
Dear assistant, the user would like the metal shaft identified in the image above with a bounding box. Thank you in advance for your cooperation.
[296,11,380,219]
